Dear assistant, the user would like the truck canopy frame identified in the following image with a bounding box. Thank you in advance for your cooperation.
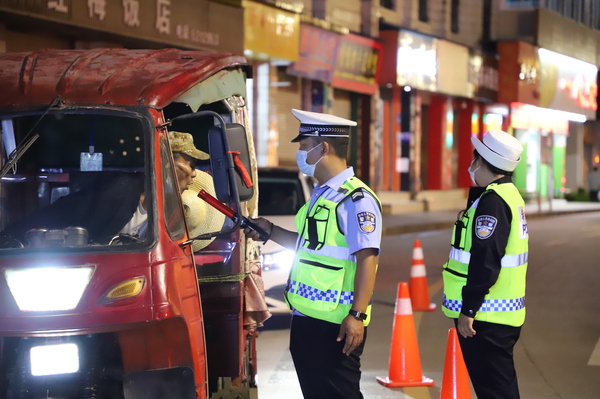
[0,48,247,109]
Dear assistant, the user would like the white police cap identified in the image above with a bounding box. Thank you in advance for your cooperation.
[291,109,357,143]
[472,129,523,172]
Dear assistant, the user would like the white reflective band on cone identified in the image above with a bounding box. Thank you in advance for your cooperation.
[411,265,427,277]
[395,297,413,316]
[413,247,424,260]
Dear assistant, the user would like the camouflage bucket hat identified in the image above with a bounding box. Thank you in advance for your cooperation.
[168,131,209,160]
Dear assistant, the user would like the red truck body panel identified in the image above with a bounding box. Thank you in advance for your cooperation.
[0,48,246,108]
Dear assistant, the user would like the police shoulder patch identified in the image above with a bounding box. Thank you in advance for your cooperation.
[357,211,376,234]
[475,215,497,239]
[351,189,365,202]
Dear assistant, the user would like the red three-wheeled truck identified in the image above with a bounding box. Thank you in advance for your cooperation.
[0,49,266,399]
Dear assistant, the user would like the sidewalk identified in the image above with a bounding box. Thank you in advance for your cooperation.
[381,198,600,236]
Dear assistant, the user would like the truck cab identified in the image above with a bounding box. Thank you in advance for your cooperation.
[0,49,263,399]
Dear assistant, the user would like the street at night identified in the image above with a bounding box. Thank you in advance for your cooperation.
[257,211,600,399]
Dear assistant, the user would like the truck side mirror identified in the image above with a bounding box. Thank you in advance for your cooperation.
[208,123,254,203]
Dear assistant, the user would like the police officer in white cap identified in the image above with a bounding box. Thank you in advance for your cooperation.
[442,129,528,399]
[246,109,382,399]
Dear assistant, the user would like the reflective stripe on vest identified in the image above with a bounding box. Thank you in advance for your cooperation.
[449,248,529,268]
[286,177,381,326]
[442,182,528,327]
[288,280,354,305]
[442,295,525,312]
[297,237,352,260]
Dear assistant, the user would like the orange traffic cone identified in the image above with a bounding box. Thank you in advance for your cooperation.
[409,239,436,311]
[376,282,435,387]
[440,328,472,399]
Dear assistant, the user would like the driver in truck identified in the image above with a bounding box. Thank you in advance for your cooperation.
[169,131,210,193]
[2,131,208,245]
[119,131,208,238]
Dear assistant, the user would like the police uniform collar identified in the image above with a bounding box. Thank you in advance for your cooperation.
[493,176,513,184]
[317,167,354,192]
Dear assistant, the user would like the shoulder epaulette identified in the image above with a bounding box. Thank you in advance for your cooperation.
[351,189,365,202]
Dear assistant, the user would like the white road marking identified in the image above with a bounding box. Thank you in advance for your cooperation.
[588,336,600,366]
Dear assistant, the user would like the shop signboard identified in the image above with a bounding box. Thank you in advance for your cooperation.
[468,50,499,102]
[395,31,437,91]
[497,41,540,106]
[244,0,299,61]
[437,40,469,97]
[0,0,241,53]
[331,33,382,96]
[538,48,598,120]
[379,30,437,91]
[287,24,341,82]
[509,102,569,135]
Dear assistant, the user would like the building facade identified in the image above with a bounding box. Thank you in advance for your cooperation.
[377,0,489,194]
[491,0,600,200]
[2,0,599,200]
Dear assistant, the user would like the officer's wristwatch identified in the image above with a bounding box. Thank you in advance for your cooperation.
[349,309,368,321]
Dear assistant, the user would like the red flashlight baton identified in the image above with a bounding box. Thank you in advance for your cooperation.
[197,189,270,242]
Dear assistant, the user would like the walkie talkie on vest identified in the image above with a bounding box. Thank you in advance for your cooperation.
[197,189,270,244]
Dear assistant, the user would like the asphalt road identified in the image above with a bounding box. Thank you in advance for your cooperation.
[255,211,600,399]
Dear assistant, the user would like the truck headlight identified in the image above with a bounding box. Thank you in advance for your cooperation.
[5,266,94,312]
[261,250,295,271]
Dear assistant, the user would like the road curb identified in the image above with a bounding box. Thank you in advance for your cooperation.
[382,208,600,236]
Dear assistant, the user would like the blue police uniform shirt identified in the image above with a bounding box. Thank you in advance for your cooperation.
[308,167,382,255]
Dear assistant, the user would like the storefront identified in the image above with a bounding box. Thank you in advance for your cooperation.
[330,33,382,184]
[466,50,499,188]
[379,30,473,192]
[497,42,597,200]
[287,24,382,179]
[243,0,300,166]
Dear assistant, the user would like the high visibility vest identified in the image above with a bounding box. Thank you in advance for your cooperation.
[442,182,529,327]
[285,177,381,326]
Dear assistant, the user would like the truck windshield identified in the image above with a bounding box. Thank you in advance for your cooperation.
[0,111,150,251]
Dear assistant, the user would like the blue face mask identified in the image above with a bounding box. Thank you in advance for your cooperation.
[296,143,323,177]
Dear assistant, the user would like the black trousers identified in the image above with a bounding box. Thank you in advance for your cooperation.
[454,319,522,399]
[290,315,366,399]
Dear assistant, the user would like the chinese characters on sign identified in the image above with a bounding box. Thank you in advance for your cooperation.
[287,25,341,82]
[538,48,598,118]
[331,34,381,95]
[123,0,140,27]
[42,0,220,49]
[468,51,499,102]
[176,24,219,47]
[155,0,171,35]
[48,0,68,13]
[88,0,106,21]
